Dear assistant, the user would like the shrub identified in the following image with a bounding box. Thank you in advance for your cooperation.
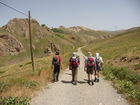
[51,28,64,33]
[56,34,64,39]
[108,66,140,83]
[0,96,30,105]
[125,72,140,83]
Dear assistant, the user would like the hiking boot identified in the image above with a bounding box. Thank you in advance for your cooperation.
[75,82,77,85]
[91,80,94,85]
[56,79,59,82]
[52,79,55,83]
[72,81,77,85]
[96,79,99,82]
[88,80,90,85]
[94,78,97,82]
[71,80,74,83]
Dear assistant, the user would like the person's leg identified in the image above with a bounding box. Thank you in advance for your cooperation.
[74,68,78,85]
[53,67,57,82]
[72,69,74,82]
[96,70,100,82]
[94,70,97,82]
[87,67,90,84]
[56,66,60,81]
[88,67,94,85]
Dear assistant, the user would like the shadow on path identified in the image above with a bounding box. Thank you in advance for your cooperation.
[61,80,87,84]
[65,73,72,76]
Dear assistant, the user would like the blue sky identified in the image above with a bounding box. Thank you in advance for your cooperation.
[0,0,140,30]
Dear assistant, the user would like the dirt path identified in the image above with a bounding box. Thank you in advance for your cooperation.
[31,48,129,105]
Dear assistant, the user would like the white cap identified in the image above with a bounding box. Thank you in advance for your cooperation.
[96,53,99,59]
[73,52,76,57]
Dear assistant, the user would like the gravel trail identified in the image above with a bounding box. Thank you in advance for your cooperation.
[31,48,129,105]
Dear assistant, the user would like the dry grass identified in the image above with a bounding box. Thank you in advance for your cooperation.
[0,49,73,98]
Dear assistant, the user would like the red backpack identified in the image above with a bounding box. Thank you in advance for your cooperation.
[87,57,95,67]
[69,57,79,68]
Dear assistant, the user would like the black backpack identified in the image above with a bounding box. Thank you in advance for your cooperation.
[95,58,101,70]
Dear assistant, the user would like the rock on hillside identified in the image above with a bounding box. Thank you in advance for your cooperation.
[0,34,24,56]
[44,41,60,56]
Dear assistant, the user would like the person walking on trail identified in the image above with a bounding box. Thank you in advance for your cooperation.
[94,53,103,82]
[69,52,80,85]
[84,52,95,85]
[52,51,61,82]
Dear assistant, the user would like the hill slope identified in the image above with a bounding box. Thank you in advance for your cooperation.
[0,18,116,66]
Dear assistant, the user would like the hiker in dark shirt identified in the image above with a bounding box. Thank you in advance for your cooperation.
[69,52,80,85]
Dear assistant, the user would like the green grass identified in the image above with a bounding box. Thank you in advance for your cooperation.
[0,96,30,105]
[102,65,140,105]
[82,28,140,59]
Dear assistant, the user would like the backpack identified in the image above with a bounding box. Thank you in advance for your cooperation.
[70,57,79,68]
[87,57,95,67]
[52,56,60,66]
[95,58,101,70]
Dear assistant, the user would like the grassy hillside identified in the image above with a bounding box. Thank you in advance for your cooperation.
[0,18,83,66]
[0,18,82,101]
[82,27,140,104]
[52,26,116,43]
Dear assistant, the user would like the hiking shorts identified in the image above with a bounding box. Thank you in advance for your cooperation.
[87,66,94,74]
[95,65,101,71]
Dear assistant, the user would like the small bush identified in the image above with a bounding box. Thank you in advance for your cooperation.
[51,28,64,33]
[0,96,30,105]
[109,66,140,83]
[126,72,140,83]
[56,34,64,39]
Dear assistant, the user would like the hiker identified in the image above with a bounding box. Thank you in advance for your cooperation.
[84,52,95,85]
[94,53,103,82]
[52,51,61,82]
[69,52,80,85]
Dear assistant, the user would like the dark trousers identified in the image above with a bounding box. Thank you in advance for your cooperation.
[53,65,60,81]
[72,68,78,82]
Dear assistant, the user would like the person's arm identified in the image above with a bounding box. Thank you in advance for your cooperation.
[100,57,104,63]
[78,58,80,64]
[69,57,71,62]
[51,57,54,69]
[100,57,104,70]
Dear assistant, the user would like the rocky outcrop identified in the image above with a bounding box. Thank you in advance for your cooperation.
[113,56,140,65]
[0,34,24,56]
[44,41,60,56]
[69,26,92,33]
[2,18,52,38]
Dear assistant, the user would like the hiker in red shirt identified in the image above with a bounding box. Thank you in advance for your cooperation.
[84,52,95,85]
[52,51,61,82]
